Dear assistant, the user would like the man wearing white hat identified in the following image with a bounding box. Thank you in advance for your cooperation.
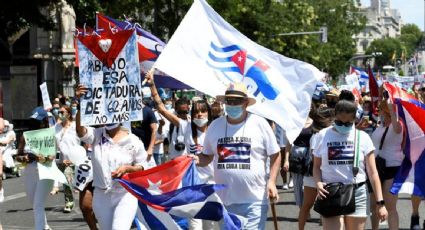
[192,82,281,230]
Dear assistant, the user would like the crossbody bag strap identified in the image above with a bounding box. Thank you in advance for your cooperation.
[379,127,390,150]
[352,128,360,178]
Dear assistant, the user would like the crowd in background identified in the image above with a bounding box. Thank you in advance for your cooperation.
[0,78,424,230]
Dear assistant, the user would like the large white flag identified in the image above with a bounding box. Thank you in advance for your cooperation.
[155,0,323,143]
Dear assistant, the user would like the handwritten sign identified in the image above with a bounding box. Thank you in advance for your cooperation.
[77,30,143,126]
[73,157,93,191]
[23,128,56,157]
[39,82,52,110]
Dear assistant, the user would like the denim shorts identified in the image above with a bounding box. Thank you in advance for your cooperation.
[346,183,369,218]
[225,202,268,230]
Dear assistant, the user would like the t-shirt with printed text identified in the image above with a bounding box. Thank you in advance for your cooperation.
[203,113,280,205]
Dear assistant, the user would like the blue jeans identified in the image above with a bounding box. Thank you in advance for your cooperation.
[153,153,163,165]
[225,202,268,230]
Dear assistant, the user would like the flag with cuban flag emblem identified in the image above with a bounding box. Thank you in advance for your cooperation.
[116,156,244,229]
[95,13,191,89]
[153,0,323,143]
[384,82,425,197]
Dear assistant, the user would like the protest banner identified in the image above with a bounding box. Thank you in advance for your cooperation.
[23,127,56,157]
[39,82,52,110]
[77,29,143,126]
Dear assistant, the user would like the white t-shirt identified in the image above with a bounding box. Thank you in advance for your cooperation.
[371,124,404,167]
[55,122,81,162]
[80,127,147,192]
[203,113,280,205]
[153,131,166,154]
[313,127,375,184]
[184,125,214,184]
[168,119,190,160]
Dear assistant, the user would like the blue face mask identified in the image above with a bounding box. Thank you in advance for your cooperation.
[65,101,71,107]
[71,107,77,116]
[165,104,172,110]
[225,105,244,120]
[52,108,59,116]
[334,124,353,134]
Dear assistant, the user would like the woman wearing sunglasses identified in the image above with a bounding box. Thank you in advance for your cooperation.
[313,100,388,229]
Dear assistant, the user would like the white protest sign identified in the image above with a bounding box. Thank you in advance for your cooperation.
[38,161,67,184]
[39,82,52,110]
[73,157,93,191]
[77,29,143,126]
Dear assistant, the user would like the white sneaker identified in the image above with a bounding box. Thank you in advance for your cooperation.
[289,179,294,188]
[0,188,4,203]
[282,183,289,190]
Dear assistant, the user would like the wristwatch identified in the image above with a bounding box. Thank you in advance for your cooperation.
[376,200,385,206]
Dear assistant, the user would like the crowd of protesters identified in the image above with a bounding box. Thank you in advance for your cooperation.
[0,77,425,230]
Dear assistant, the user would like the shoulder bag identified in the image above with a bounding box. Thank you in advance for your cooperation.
[313,129,361,217]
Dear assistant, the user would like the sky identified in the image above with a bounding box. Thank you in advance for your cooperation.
[360,0,424,31]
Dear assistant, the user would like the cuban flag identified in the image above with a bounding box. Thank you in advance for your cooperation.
[153,0,323,143]
[350,66,369,92]
[116,156,243,230]
[385,82,425,196]
[96,13,191,89]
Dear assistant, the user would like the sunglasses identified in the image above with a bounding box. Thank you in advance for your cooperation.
[334,120,353,127]
[225,97,246,106]
[58,111,66,115]
[177,110,189,115]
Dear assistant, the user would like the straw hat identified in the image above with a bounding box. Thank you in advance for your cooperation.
[216,82,256,106]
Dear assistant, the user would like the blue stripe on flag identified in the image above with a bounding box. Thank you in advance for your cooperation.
[139,202,168,230]
[210,42,241,52]
[208,52,233,62]
[206,62,241,73]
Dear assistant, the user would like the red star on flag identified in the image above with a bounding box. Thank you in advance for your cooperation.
[231,50,247,74]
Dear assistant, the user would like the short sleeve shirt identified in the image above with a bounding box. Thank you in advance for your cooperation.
[203,113,280,205]
[80,127,147,192]
[313,127,375,184]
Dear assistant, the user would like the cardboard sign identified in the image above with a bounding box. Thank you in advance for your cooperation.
[77,29,143,126]
[23,128,56,157]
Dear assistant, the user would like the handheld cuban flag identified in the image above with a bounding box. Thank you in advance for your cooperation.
[368,65,380,115]
[153,0,323,143]
[96,13,191,89]
[384,82,425,197]
[117,156,243,230]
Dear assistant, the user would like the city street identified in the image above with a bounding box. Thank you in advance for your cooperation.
[1,175,424,229]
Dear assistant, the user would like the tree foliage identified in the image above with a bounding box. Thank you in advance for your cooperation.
[366,23,423,70]
[3,0,366,78]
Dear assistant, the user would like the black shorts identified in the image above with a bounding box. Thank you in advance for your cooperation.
[379,166,400,181]
[367,166,400,193]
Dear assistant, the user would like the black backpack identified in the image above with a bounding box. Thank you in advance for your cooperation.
[289,145,312,175]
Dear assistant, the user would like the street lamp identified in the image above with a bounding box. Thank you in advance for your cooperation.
[345,52,382,73]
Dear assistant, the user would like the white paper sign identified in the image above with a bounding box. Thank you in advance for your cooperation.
[73,157,93,191]
[39,82,52,110]
[37,161,67,184]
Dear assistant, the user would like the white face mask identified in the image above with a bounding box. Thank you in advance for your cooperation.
[105,123,120,130]
[193,118,208,127]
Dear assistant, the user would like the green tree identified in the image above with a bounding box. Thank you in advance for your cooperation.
[366,37,403,69]
[0,0,64,63]
[399,23,423,58]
